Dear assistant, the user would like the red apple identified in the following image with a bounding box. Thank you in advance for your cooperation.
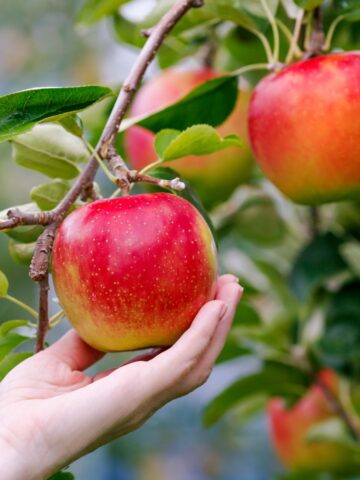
[249,52,360,205]
[268,370,359,473]
[125,68,254,207]
[51,193,217,351]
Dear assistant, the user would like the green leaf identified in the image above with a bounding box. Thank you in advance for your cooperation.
[0,352,33,380]
[289,233,348,303]
[155,125,243,161]
[77,0,129,26]
[318,281,360,377]
[341,241,360,277]
[112,13,146,49]
[57,115,83,137]
[306,417,360,450]
[0,85,112,143]
[12,124,89,179]
[203,0,259,30]
[0,333,29,360]
[154,129,180,158]
[0,203,44,243]
[216,302,261,364]
[9,240,36,266]
[294,0,323,10]
[147,167,217,243]
[31,179,71,211]
[121,76,238,133]
[203,361,310,426]
[48,471,75,480]
[0,320,30,336]
[233,194,286,247]
[0,270,9,297]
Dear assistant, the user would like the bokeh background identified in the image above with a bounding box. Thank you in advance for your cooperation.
[0,1,287,478]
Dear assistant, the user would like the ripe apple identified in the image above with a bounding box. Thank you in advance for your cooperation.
[249,52,360,205]
[268,370,359,473]
[125,68,254,208]
[52,193,217,351]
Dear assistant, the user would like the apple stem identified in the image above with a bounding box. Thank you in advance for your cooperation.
[304,6,325,59]
[316,377,360,441]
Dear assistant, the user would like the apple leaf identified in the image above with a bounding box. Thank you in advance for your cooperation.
[77,0,130,26]
[0,203,44,243]
[9,240,36,266]
[0,270,9,298]
[294,0,323,9]
[0,85,112,143]
[57,115,84,137]
[154,125,243,162]
[0,352,33,381]
[306,417,360,451]
[121,76,238,133]
[48,471,75,480]
[31,179,71,211]
[289,233,348,303]
[11,124,89,179]
[0,320,31,336]
[203,361,309,426]
[0,332,30,360]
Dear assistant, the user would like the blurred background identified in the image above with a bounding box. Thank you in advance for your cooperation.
[0,0,284,478]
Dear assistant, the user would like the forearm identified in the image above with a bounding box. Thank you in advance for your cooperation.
[1,440,34,480]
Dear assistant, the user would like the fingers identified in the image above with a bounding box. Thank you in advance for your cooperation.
[45,330,104,371]
[216,274,239,291]
[194,282,243,372]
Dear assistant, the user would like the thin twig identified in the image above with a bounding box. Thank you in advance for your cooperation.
[304,6,325,59]
[316,377,360,441]
[36,275,50,352]
[285,9,304,64]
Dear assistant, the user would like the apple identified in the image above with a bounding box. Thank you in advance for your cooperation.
[248,52,360,205]
[51,193,217,352]
[125,68,254,208]
[268,370,359,473]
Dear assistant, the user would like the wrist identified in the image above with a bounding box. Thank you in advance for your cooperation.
[1,440,31,480]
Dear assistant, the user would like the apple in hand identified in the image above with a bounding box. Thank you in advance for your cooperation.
[125,68,254,208]
[268,370,359,474]
[249,52,360,205]
[52,193,217,351]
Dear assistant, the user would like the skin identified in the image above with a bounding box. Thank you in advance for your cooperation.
[125,68,254,208]
[249,52,360,205]
[268,370,359,473]
[0,275,242,480]
[52,193,217,351]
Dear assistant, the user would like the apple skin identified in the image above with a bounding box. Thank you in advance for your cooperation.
[268,370,359,474]
[125,68,254,208]
[249,52,360,205]
[51,193,217,352]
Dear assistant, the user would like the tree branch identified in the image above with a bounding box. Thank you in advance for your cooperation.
[316,377,360,441]
[0,0,203,351]
[304,6,325,59]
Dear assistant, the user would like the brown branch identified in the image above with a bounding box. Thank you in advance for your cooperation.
[0,0,203,351]
[107,144,131,195]
[316,377,360,441]
[36,275,49,352]
[129,171,186,191]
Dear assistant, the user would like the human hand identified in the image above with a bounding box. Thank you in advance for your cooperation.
[0,275,242,480]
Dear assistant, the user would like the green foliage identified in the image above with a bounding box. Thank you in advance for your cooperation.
[77,0,129,26]
[0,270,9,297]
[11,124,89,179]
[0,352,33,381]
[154,125,243,161]
[31,179,71,211]
[121,76,239,133]
[203,361,310,426]
[48,471,75,480]
[9,240,36,266]
[289,233,349,303]
[0,86,112,143]
[306,417,360,451]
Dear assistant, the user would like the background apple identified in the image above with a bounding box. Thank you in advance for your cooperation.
[268,370,359,473]
[52,193,217,352]
[125,68,254,208]
[249,52,360,205]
